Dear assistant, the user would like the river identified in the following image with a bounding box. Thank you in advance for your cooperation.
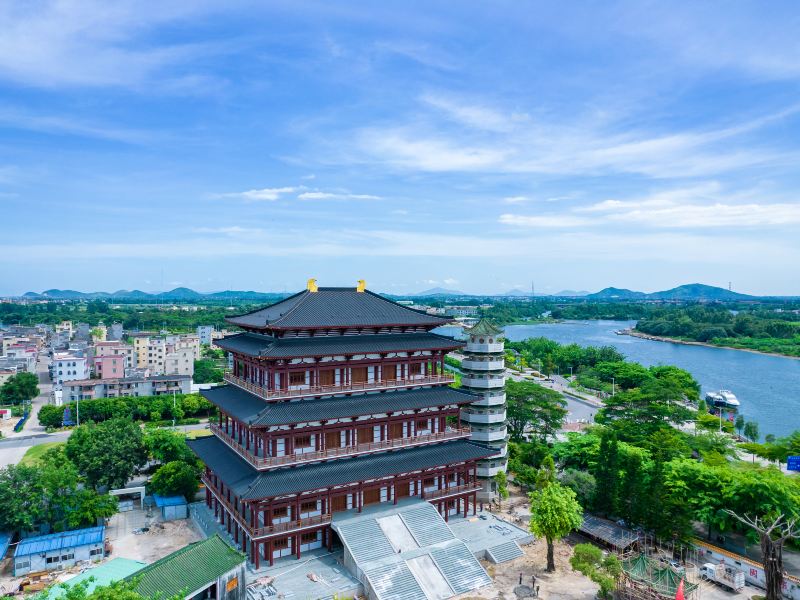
[437,320,800,438]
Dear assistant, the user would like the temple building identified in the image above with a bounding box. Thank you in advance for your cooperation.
[187,280,499,569]
[459,319,508,500]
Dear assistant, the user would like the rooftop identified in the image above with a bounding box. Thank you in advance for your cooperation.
[215,330,462,359]
[188,435,497,500]
[62,374,191,386]
[202,385,478,427]
[43,558,146,600]
[15,526,105,557]
[464,319,504,336]
[128,534,245,598]
[226,287,450,331]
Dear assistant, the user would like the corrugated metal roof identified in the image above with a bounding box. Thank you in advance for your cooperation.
[153,495,187,507]
[226,288,449,331]
[0,532,11,558]
[201,385,479,427]
[43,558,146,600]
[363,562,427,600]
[187,436,497,500]
[15,526,105,557]
[129,534,245,599]
[399,504,454,547]
[336,519,395,564]
[215,331,463,359]
[431,543,493,594]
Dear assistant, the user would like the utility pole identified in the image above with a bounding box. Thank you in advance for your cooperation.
[612,377,616,396]
[172,390,176,428]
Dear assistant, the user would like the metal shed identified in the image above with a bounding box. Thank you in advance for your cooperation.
[13,526,105,576]
[153,495,189,521]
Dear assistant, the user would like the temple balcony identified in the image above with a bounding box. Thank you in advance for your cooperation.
[422,482,483,501]
[460,357,506,371]
[460,407,506,424]
[210,422,473,470]
[202,475,331,540]
[223,372,455,402]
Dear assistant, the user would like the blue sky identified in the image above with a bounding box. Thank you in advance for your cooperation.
[2,1,799,296]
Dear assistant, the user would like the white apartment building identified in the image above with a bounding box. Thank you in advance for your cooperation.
[197,325,214,345]
[51,353,89,385]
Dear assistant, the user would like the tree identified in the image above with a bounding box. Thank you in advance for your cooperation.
[591,430,620,516]
[0,464,46,532]
[56,577,184,600]
[193,359,223,384]
[144,428,195,464]
[734,414,745,436]
[529,459,583,571]
[149,461,199,501]
[570,543,621,599]
[559,469,596,508]
[744,421,760,443]
[506,380,567,442]
[494,471,509,502]
[66,418,147,489]
[0,372,39,405]
[726,512,800,600]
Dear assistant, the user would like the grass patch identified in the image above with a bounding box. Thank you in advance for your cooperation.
[19,442,64,466]
[185,428,213,439]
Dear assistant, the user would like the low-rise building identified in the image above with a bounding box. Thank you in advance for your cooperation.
[13,526,106,576]
[445,305,479,317]
[62,374,192,401]
[197,325,214,345]
[109,322,124,341]
[127,535,246,600]
[51,352,89,385]
[93,354,127,380]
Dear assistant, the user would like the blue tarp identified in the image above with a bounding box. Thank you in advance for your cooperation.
[153,495,187,507]
[14,526,105,557]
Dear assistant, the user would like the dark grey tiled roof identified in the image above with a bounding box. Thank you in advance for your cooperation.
[201,385,479,426]
[226,288,449,330]
[187,436,496,500]
[215,331,463,358]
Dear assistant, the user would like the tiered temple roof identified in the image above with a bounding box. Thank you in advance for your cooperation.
[188,435,495,500]
[226,287,449,331]
[216,331,462,358]
[202,385,477,427]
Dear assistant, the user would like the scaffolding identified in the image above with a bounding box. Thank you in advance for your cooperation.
[617,553,700,600]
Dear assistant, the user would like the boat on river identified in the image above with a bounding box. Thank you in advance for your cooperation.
[705,389,740,409]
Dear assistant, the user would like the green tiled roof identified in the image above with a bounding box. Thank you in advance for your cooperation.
[128,535,245,598]
[464,319,503,336]
[43,558,146,600]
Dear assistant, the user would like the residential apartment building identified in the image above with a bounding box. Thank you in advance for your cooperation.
[51,352,89,385]
[92,354,126,380]
[62,374,192,401]
[197,325,214,345]
[131,334,197,376]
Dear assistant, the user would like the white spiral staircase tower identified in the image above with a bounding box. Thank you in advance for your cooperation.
[459,319,507,501]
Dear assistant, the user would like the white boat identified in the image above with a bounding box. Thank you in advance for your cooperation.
[705,389,740,409]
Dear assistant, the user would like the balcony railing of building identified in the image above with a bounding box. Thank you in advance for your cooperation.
[223,372,456,402]
[202,475,332,539]
[423,482,483,501]
[210,422,472,470]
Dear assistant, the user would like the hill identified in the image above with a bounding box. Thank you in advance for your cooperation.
[587,287,647,300]
[413,287,469,297]
[647,283,753,301]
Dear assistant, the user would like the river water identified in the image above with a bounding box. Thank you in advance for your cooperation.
[437,320,800,438]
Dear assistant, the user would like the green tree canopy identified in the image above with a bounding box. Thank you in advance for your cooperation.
[506,380,567,442]
[529,457,583,571]
[66,418,147,489]
[149,461,200,501]
[0,371,40,405]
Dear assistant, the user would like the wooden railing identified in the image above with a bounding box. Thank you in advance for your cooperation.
[424,482,483,501]
[210,423,472,470]
[202,475,332,539]
[223,372,455,401]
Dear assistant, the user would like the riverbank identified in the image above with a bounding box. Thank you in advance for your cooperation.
[623,329,800,360]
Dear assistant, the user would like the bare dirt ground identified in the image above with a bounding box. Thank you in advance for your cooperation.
[457,536,597,600]
[106,509,203,563]
[457,481,597,600]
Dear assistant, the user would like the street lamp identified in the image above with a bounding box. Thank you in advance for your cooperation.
[172,390,176,428]
[611,377,616,396]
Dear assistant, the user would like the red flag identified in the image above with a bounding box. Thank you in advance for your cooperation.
[675,578,685,600]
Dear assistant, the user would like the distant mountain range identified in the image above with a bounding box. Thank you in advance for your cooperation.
[503,288,590,297]
[585,283,754,301]
[21,287,287,301]
[15,283,788,301]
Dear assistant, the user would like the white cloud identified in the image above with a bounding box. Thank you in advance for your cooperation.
[503,196,529,204]
[297,191,381,200]
[218,187,298,202]
[192,226,264,236]
[443,278,459,285]
[498,214,592,228]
